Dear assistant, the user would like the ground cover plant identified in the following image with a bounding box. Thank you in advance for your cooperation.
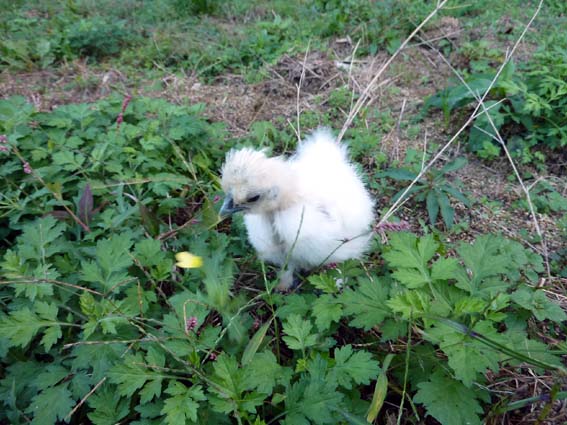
[1,0,566,424]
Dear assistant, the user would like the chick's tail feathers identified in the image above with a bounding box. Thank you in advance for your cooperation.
[295,127,347,166]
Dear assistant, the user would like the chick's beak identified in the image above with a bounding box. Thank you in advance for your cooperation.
[219,194,245,216]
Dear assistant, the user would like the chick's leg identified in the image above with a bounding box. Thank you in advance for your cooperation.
[276,266,297,292]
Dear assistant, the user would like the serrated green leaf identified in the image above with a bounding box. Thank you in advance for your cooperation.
[330,345,380,390]
[283,374,344,425]
[0,302,61,350]
[26,384,75,425]
[383,233,438,288]
[80,233,134,292]
[339,278,390,330]
[426,321,501,387]
[108,353,164,398]
[456,235,510,296]
[439,157,468,174]
[208,353,265,414]
[41,325,62,352]
[34,364,70,390]
[134,238,166,268]
[161,381,205,425]
[511,288,567,322]
[431,257,459,281]
[19,215,66,261]
[282,314,318,352]
[386,289,431,320]
[414,371,484,425]
[380,168,418,181]
[312,295,342,331]
[87,384,129,425]
[308,273,341,294]
[244,351,291,394]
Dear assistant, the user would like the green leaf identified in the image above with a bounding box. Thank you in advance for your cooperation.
[426,190,439,225]
[26,384,75,425]
[242,319,272,366]
[380,168,418,181]
[414,371,484,425]
[437,191,455,228]
[80,233,134,292]
[19,216,66,261]
[308,273,340,294]
[34,364,70,390]
[386,289,431,320]
[443,184,471,207]
[0,302,61,350]
[245,351,291,394]
[455,235,510,296]
[312,294,343,331]
[383,233,438,288]
[339,278,390,330]
[283,375,344,425]
[282,314,318,352]
[87,385,129,425]
[366,354,393,422]
[431,257,459,281]
[161,381,205,425]
[511,288,567,322]
[436,321,500,387]
[329,345,380,390]
[108,353,164,398]
[439,157,468,174]
[208,353,265,414]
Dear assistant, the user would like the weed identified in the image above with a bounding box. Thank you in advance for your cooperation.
[423,46,567,166]
[380,156,471,229]
[1,96,565,425]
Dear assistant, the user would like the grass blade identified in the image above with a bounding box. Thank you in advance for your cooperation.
[367,353,394,423]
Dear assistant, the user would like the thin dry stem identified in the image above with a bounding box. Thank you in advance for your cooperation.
[377,0,544,226]
[65,377,106,420]
[296,41,311,142]
[415,17,551,278]
[338,0,449,143]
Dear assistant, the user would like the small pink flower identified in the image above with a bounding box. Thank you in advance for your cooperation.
[375,220,411,233]
[121,94,132,111]
[116,94,132,129]
[185,316,198,332]
[23,162,32,174]
[209,352,218,361]
[252,317,261,330]
[190,218,200,225]
[0,135,8,152]
[213,195,221,204]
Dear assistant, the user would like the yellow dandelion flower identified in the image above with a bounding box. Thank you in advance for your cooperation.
[175,252,203,269]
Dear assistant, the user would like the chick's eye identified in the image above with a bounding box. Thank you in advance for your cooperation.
[247,194,260,203]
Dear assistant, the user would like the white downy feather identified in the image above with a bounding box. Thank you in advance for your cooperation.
[221,128,374,290]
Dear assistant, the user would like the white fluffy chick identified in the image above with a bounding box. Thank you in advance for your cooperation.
[220,128,374,291]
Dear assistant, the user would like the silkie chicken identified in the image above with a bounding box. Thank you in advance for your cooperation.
[219,128,374,291]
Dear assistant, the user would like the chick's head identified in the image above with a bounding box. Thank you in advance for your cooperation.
[220,148,293,215]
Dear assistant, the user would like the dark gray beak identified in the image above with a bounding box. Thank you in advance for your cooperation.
[219,194,245,216]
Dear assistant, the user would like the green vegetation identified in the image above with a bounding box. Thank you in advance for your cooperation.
[1,0,566,424]
[380,157,470,229]
[1,93,565,425]
[0,0,426,78]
